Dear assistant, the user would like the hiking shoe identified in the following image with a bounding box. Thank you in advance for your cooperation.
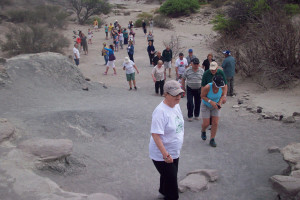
[210,138,217,147]
[188,118,193,122]
[134,86,137,90]
[201,131,206,140]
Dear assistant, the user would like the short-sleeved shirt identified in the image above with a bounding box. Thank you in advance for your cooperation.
[186,55,197,65]
[149,101,184,161]
[108,25,113,31]
[73,47,80,59]
[162,49,172,62]
[152,65,165,81]
[123,60,135,74]
[152,56,164,66]
[202,58,215,71]
[222,56,236,78]
[201,69,227,87]
[105,26,108,33]
[175,58,188,75]
[182,66,204,89]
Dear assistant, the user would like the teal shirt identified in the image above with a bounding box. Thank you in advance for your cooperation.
[202,83,223,108]
[221,56,235,78]
[201,69,227,87]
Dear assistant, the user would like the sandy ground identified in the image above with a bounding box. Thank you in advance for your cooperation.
[0,1,300,200]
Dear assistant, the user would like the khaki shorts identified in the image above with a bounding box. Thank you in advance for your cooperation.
[164,61,172,69]
[200,103,221,118]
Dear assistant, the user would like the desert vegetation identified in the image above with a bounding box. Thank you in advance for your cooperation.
[211,0,300,88]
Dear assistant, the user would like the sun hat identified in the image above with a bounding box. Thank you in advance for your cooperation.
[213,75,225,88]
[192,58,200,64]
[188,49,193,53]
[124,57,130,64]
[209,61,218,70]
[164,80,184,96]
[222,50,231,55]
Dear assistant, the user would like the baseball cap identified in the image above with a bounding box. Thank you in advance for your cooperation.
[222,50,231,55]
[164,80,184,96]
[209,61,218,70]
[188,49,193,53]
[124,57,130,64]
[192,58,200,64]
[213,75,225,88]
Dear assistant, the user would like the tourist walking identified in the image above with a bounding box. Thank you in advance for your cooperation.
[221,50,236,96]
[152,51,164,66]
[104,24,109,40]
[81,33,88,55]
[186,49,197,66]
[127,41,134,62]
[93,19,98,32]
[147,41,155,65]
[200,75,226,147]
[181,58,204,122]
[175,53,188,80]
[119,31,124,49]
[162,46,173,78]
[123,28,129,45]
[149,80,184,200]
[147,31,154,44]
[123,57,139,90]
[103,44,117,75]
[142,20,147,36]
[73,43,80,66]
[152,60,166,96]
[149,18,154,33]
[108,23,113,39]
[202,53,215,71]
[87,29,93,44]
[102,43,108,65]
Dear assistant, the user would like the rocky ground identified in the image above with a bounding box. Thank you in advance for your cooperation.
[0,0,300,200]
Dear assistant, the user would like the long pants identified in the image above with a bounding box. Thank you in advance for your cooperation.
[155,80,164,96]
[227,77,234,96]
[153,158,179,200]
[120,40,123,49]
[104,55,108,65]
[128,53,134,62]
[149,54,154,65]
[124,37,128,45]
[186,85,201,118]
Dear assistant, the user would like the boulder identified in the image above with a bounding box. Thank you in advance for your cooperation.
[179,174,208,193]
[293,112,300,117]
[291,170,300,178]
[270,175,300,197]
[18,138,73,161]
[268,146,281,153]
[237,99,244,104]
[87,193,118,200]
[187,169,219,182]
[281,143,300,171]
[0,118,15,143]
[283,116,296,123]
[257,108,263,113]
[232,105,240,108]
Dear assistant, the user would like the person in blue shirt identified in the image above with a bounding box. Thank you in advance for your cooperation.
[127,41,134,62]
[221,50,236,96]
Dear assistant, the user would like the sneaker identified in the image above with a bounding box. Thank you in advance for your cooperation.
[134,86,137,90]
[103,72,107,75]
[201,131,206,140]
[194,117,200,120]
[210,138,217,147]
[129,87,132,91]
[188,118,193,122]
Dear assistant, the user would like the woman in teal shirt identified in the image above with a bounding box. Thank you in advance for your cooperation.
[200,75,226,147]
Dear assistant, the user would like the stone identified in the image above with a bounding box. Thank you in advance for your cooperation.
[87,193,118,200]
[179,174,208,193]
[232,105,240,108]
[257,106,263,110]
[82,86,89,91]
[281,143,300,171]
[293,112,300,117]
[246,107,253,111]
[237,99,244,104]
[283,116,296,123]
[257,108,263,113]
[270,175,300,197]
[235,109,239,112]
[245,97,250,100]
[291,170,300,178]
[18,138,73,161]
[258,116,263,120]
[85,78,91,81]
[0,118,15,143]
[187,169,219,182]
[268,146,281,153]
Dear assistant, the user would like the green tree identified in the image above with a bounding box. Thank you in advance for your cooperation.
[159,0,200,17]
[70,0,111,25]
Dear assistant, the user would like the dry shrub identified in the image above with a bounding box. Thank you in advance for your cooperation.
[1,25,70,56]
[153,14,173,29]
[163,35,186,59]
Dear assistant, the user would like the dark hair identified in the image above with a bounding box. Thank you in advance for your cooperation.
[179,52,184,56]
[109,44,114,51]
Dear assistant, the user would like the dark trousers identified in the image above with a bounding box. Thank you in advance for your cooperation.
[149,54,154,65]
[227,77,234,96]
[153,158,179,200]
[186,85,201,118]
[124,37,128,45]
[155,80,164,96]
[128,53,134,62]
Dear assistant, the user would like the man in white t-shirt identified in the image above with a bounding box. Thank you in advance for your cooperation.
[73,43,80,66]
[122,57,139,90]
[175,52,188,80]
[149,80,184,200]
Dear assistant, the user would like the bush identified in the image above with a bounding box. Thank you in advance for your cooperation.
[210,0,225,8]
[1,25,70,56]
[137,12,153,20]
[123,11,130,16]
[153,15,173,29]
[284,4,300,15]
[134,19,145,28]
[159,0,200,17]
[212,14,239,34]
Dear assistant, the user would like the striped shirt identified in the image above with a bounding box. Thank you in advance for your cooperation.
[182,66,204,89]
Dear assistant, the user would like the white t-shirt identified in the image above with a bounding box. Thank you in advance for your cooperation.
[123,60,135,74]
[175,58,188,75]
[73,47,80,59]
[119,33,124,41]
[149,101,184,161]
[152,65,165,81]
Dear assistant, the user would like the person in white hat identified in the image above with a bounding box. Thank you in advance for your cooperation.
[122,57,139,90]
[149,80,184,200]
